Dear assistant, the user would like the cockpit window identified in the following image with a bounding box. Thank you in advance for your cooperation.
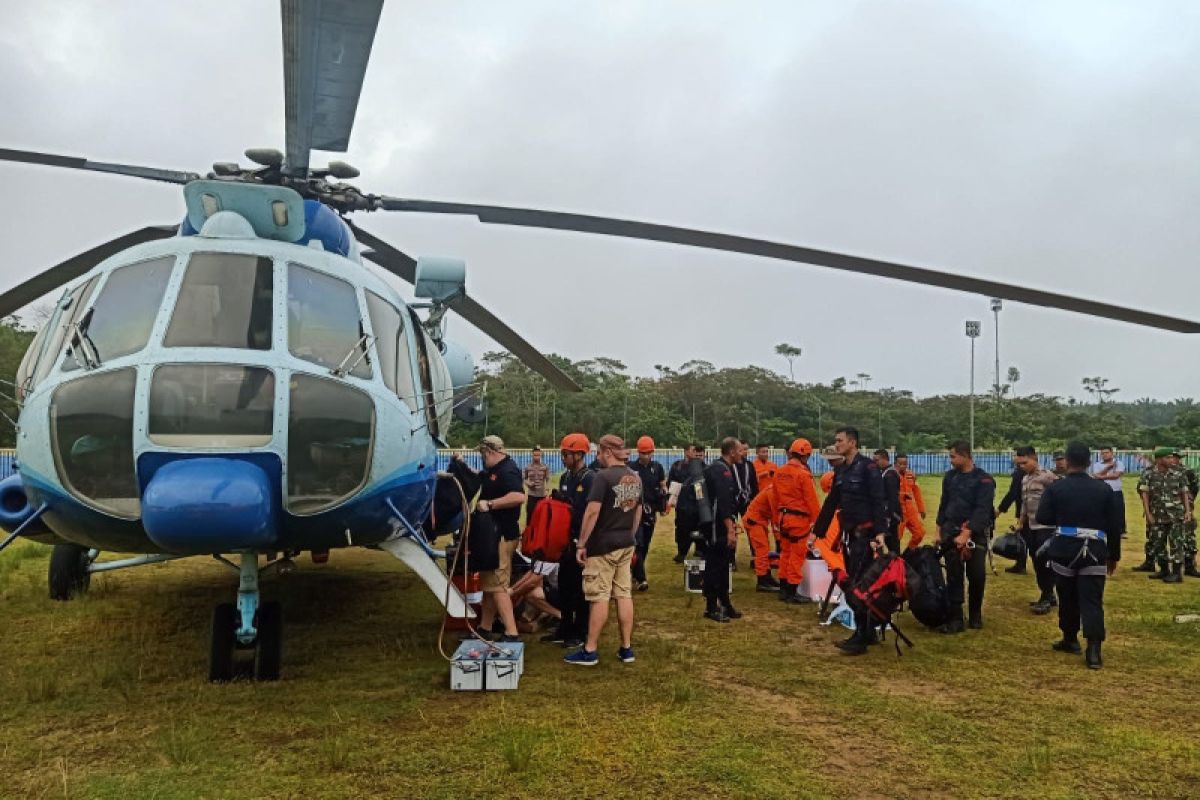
[15,321,51,402]
[50,368,139,518]
[287,373,374,514]
[33,277,97,386]
[148,364,275,448]
[287,264,371,379]
[164,253,273,350]
[364,291,418,412]
[63,256,174,371]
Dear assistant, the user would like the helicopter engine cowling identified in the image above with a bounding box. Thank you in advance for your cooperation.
[0,475,50,537]
[142,458,277,554]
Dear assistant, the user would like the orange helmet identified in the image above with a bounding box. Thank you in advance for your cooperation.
[820,471,834,493]
[789,438,813,457]
[636,435,655,454]
[560,433,590,454]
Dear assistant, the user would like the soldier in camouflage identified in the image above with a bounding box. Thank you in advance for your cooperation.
[1168,451,1200,577]
[1136,447,1193,584]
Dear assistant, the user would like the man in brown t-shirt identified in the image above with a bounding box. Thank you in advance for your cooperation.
[564,434,642,666]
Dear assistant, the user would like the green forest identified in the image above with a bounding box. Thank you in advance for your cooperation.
[0,318,34,447]
[450,350,1200,452]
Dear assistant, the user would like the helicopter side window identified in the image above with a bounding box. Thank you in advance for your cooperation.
[164,253,273,350]
[287,264,371,380]
[33,276,98,386]
[148,364,275,448]
[407,308,439,437]
[429,339,453,433]
[50,367,140,519]
[364,291,418,413]
[287,373,374,515]
[15,320,52,402]
[63,256,174,371]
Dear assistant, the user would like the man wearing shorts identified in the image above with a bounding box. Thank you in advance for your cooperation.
[475,435,526,642]
[564,434,642,666]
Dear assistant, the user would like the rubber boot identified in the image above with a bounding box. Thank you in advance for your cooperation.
[1163,563,1183,584]
[1185,559,1200,579]
[1085,640,1103,669]
[777,581,793,602]
[757,574,779,593]
[1130,558,1156,573]
[938,611,965,635]
[1148,561,1170,580]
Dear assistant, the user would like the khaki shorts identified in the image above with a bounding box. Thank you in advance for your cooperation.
[583,546,634,602]
[481,537,519,594]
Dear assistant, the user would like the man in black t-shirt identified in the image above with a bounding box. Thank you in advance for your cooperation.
[565,434,642,666]
[474,435,526,642]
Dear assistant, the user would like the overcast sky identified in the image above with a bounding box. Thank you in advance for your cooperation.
[1,0,1197,402]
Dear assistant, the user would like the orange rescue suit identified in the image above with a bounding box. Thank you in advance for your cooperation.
[897,469,926,549]
[814,470,844,574]
[753,457,777,495]
[773,458,821,585]
[743,485,777,577]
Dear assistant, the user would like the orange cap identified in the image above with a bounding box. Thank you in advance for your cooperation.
[820,471,834,493]
[636,435,655,454]
[789,438,813,457]
[559,433,590,454]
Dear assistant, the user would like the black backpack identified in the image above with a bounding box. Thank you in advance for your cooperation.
[902,546,953,629]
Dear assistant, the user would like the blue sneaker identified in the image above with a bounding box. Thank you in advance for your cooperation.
[564,649,599,666]
[617,646,635,663]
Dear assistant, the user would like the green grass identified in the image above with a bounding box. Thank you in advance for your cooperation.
[1,476,1198,799]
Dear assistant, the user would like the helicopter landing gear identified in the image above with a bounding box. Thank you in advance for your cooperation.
[208,553,282,682]
[48,544,95,600]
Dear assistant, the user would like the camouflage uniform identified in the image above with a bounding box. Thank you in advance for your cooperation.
[1179,464,1199,562]
[1137,466,1190,566]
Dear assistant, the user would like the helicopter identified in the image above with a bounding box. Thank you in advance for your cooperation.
[2,0,1197,682]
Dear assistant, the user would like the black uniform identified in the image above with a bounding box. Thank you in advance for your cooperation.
[629,457,666,584]
[813,453,888,641]
[936,466,996,627]
[701,457,739,614]
[669,457,707,559]
[997,467,1027,570]
[552,466,594,644]
[880,465,902,553]
[1036,472,1122,646]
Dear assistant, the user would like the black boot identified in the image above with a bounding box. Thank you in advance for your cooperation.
[938,612,965,635]
[1004,564,1027,575]
[836,626,869,655]
[1148,562,1171,580]
[1185,559,1200,579]
[1163,563,1183,584]
[1085,640,1103,669]
[1051,637,1082,654]
[722,603,743,620]
[1130,558,1156,573]
[968,614,984,630]
[1031,592,1054,615]
[756,574,780,592]
[777,581,793,602]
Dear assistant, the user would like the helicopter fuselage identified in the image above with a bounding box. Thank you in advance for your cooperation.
[10,211,456,557]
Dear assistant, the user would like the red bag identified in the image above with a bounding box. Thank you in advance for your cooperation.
[521,497,573,561]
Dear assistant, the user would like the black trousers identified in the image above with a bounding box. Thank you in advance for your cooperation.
[1028,527,1056,599]
[555,544,588,641]
[702,537,732,610]
[940,528,987,620]
[633,513,656,583]
[1014,527,1031,571]
[1055,572,1106,642]
[845,527,877,636]
[675,510,703,558]
[526,495,545,522]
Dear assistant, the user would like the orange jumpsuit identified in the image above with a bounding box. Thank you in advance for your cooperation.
[815,471,844,574]
[897,469,926,549]
[753,457,777,495]
[743,486,777,577]
[773,459,821,585]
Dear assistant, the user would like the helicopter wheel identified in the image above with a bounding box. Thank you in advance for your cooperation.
[208,603,238,682]
[49,544,93,601]
[253,602,283,681]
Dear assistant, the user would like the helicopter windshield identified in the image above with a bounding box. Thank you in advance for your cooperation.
[164,253,272,350]
[63,256,173,371]
[148,364,275,447]
[287,263,371,379]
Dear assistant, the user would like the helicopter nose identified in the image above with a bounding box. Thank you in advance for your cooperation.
[143,458,277,554]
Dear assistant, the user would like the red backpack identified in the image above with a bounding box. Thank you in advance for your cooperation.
[521,498,573,561]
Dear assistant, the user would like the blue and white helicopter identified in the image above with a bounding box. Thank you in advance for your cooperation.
[2,0,1195,681]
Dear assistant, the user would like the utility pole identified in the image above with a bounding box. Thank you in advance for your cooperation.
[991,298,1002,400]
[551,395,557,445]
[966,320,981,451]
[622,391,628,441]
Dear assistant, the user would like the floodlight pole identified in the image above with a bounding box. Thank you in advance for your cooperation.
[966,320,981,451]
[991,298,1003,400]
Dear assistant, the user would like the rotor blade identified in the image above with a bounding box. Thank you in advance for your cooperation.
[282,0,384,177]
[0,226,177,320]
[0,147,200,185]
[376,198,1200,334]
[349,223,582,393]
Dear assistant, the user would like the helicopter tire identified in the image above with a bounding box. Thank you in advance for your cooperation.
[48,544,92,601]
[253,601,283,681]
[209,603,238,682]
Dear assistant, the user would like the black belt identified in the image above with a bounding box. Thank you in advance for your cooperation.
[780,508,810,517]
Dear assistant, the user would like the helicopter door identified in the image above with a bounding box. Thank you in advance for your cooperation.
[406,308,439,438]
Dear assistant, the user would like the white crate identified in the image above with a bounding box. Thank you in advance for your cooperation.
[798,555,842,604]
[485,642,525,691]
[450,640,488,691]
[683,558,733,594]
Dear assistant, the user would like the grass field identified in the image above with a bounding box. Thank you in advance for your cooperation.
[2,476,1199,799]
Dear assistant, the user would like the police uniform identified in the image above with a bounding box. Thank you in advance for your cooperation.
[629,457,666,586]
[1035,471,1123,667]
[880,464,902,553]
[935,466,996,631]
[701,457,739,619]
[813,453,888,651]
[669,457,707,560]
[552,465,594,645]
